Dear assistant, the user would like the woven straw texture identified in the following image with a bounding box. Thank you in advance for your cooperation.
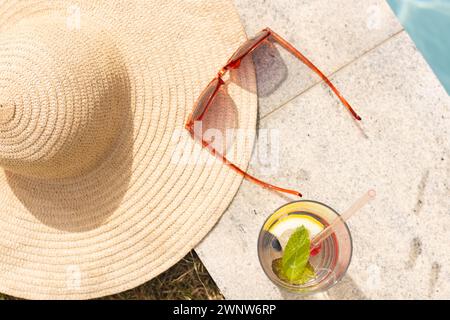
[0,0,257,299]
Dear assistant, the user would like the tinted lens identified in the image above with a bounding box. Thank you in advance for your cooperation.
[189,78,221,123]
[228,30,270,66]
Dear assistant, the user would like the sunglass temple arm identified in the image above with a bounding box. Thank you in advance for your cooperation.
[198,136,302,197]
[265,28,362,121]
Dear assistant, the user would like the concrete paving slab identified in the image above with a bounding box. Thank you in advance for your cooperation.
[233,0,403,118]
[196,31,450,299]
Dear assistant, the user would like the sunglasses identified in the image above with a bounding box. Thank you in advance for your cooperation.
[185,28,361,198]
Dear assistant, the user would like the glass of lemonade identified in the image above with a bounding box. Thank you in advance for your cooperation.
[257,200,352,294]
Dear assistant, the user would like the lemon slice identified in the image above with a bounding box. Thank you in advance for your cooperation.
[269,214,324,249]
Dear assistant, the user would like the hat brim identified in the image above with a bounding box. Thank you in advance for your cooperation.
[0,0,257,299]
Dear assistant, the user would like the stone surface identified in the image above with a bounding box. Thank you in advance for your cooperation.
[196,29,450,299]
[233,0,403,118]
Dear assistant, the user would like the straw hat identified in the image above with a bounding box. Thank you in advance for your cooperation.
[0,0,256,299]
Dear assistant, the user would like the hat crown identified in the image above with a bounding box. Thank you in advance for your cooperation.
[0,17,130,179]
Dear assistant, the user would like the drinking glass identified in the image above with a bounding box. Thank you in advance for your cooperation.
[257,200,352,294]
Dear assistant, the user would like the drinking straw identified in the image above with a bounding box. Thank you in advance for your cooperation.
[311,189,376,248]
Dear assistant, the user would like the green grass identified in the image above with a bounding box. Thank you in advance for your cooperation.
[0,251,223,300]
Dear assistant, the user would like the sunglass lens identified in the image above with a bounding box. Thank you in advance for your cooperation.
[189,78,221,124]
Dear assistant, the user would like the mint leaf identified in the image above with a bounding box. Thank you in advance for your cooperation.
[292,262,315,284]
[281,226,311,283]
[272,259,315,285]
[271,226,316,285]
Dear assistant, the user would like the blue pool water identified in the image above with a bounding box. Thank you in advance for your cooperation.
[388,0,450,94]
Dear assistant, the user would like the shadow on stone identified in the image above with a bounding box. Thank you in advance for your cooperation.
[252,41,289,97]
